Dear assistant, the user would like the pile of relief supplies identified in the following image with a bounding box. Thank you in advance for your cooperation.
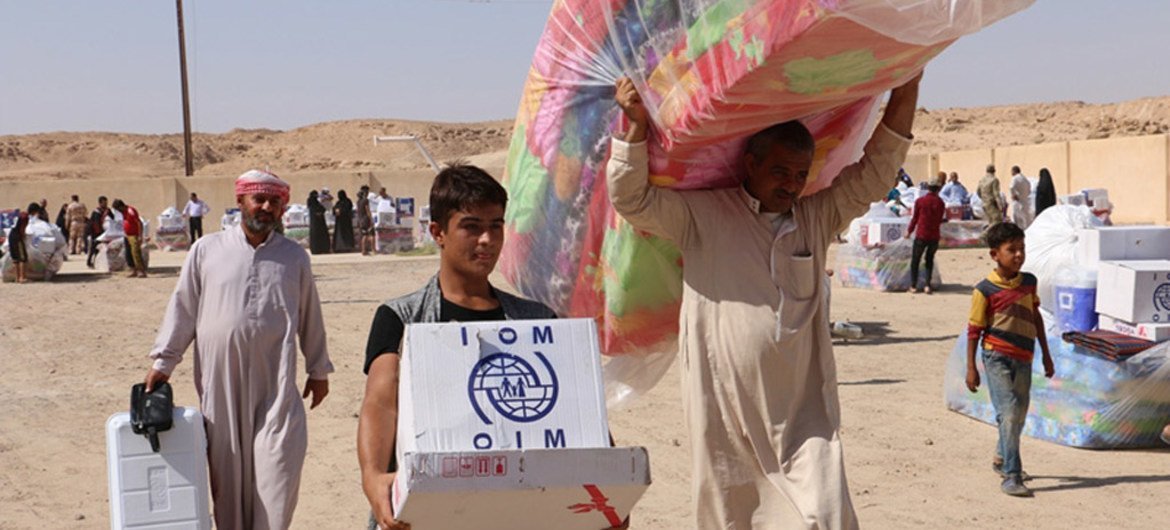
[154,207,190,251]
[837,203,940,291]
[945,196,1170,448]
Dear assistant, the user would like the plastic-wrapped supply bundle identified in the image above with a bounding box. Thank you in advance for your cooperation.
[93,215,150,272]
[282,204,311,249]
[155,207,190,251]
[499,0,1032,370]
[835,238,940,291]
[1022,205,1103,313]
[945,315,1170,449]
[939,220,985,248]
[0,209,18,246]
[375,226,414,254]
[221,209,241,231]
[1,219,68,282]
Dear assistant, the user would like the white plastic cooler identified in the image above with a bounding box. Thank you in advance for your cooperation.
[106,406,211,530]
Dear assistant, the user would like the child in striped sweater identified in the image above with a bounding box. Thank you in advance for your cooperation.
[965,222,1055,497]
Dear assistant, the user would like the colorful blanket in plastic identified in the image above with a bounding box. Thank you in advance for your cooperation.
[939,220,986,248]
[500,0,1033,356]
[835,239,940,292]
[945,318,1170,449]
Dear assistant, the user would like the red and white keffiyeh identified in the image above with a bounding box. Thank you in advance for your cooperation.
[235,169,290,204]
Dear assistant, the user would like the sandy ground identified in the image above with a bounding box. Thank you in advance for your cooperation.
[1,245,1167,529]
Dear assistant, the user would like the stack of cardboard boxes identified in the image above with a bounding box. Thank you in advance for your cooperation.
[393,318,650,529]
[1079,226,1170,342]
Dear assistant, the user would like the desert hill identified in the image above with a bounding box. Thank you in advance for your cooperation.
[2,96,1168,181]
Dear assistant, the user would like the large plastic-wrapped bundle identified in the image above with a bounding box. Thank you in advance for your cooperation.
[1021,205,1103,313]
[938,220,986,248]
[221,209,241,231]
[155,207,190,251]
[1,219,68,281]
[282,204,311,249]
[945,315,1170,449]
[500,0,1032,361]
[93,214,151,272]
[375,226,414,254]
[835,238,940,291]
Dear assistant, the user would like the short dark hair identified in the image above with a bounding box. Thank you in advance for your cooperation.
[927,184,941,193]
[985,222,1025,249]
[745,120,815,160]
[71,194,79,201]
[98,195,108,202]
[430,164,507,229]
[112,199,125,210]
[26,202,42,215]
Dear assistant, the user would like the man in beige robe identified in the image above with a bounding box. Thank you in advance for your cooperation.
[608,74,921,529]
[144,169,334,530]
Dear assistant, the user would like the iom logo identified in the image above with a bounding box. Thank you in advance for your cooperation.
[1153,283,1170,319]
[468,352,559,424]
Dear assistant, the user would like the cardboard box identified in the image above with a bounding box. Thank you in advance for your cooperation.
[1097,314,1170,342]
[106,407,211,530]
[1095,260,1170,323]
[392,319,651,528]
[392,447,650,530]
[1082,188,1109,208]
[1076,226,1170,268]
[398,319,609,454]
[862,218,908,247]
[1059,194,1087,206]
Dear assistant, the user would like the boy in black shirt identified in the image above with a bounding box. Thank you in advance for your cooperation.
[358,165,555,530]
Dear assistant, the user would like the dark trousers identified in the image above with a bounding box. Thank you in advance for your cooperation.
[86,234,100,267]
[189,216,204,241]
[910,238,939,289]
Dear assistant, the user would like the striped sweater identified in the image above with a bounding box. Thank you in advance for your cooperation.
[967,270,1040,362]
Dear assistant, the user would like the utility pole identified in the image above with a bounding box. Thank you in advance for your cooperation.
[176,0,194,176]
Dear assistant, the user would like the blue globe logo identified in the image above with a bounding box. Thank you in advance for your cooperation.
[1154,283,1170,312]
[468,352,559,424]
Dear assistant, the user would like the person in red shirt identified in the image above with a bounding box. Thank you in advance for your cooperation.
[113,199,147,278]
[906,179,946,293]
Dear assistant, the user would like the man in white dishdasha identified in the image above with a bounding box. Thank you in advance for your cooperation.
[144,169,334,529]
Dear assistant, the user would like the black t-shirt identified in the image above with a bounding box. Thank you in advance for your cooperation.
[363,296,507,474]
[363,297,506,374]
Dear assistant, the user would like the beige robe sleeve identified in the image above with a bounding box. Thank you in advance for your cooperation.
[606,138,699,250]
[149,242,203,375]
[804,123,913,239]
[297,256,334,380]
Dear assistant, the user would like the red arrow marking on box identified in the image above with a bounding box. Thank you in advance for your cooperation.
[567,484,622,527]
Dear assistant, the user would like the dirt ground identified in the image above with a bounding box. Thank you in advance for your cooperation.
[0,246,1166,529]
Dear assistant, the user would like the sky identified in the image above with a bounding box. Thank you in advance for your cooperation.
[0,0,1167,135]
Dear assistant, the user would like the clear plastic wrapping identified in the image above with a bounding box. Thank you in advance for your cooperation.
[835,238,941,291]
[1,219,67,282]
[945,312,1170,449]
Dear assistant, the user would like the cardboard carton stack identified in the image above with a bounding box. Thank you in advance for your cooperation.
[393,319,650,529]
[1077,226,1170,342]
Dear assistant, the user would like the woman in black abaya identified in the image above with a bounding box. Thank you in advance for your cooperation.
[332,189,355,253]
[307,190,331,254]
